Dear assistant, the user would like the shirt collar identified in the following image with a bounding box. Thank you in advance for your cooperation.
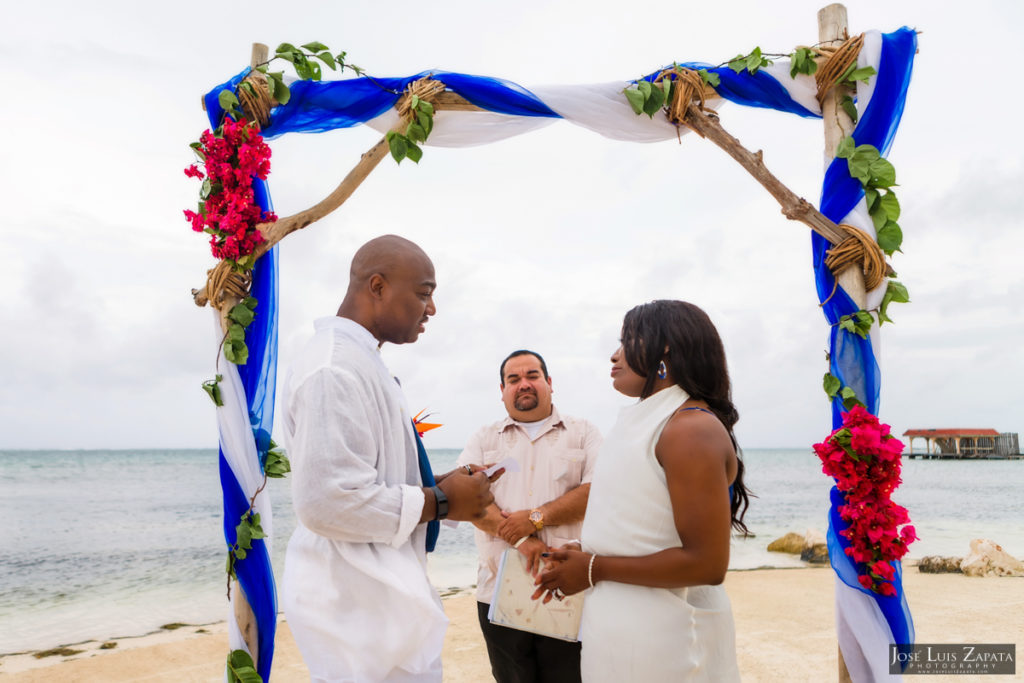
[315,316,380,354]
[499,404,565,432]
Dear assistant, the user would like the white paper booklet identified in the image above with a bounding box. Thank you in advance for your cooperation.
[487,549,583,642]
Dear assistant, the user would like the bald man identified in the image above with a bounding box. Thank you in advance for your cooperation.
[282,235,496,682]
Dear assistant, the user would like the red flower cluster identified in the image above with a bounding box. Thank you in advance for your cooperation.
[813,405,918,596]
[183,116,277,263]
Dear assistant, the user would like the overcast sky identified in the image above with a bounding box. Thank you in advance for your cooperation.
[1,0,1020,451]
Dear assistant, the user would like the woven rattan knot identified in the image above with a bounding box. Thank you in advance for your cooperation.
[396,77,447,120]
[657,66,717,129]
[824,223,888,292]
[195,260,253,310]
[238,71,274,128]
[815,33,864,108]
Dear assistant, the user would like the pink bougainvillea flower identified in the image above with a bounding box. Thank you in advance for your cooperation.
[185,115,277,264]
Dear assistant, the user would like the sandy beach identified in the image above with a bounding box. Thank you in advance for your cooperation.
[2,567,1020,682]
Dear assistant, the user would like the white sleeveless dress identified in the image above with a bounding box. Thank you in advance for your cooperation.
[579,385,740,682]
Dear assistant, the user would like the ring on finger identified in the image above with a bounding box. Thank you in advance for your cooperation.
[463,465,473,475]
[552,588,565,600]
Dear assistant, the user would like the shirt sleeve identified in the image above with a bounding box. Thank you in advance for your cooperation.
[288,365,424,547]
[580,420,603,484]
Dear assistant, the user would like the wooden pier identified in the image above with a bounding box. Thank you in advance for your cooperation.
[903,429,1022,459]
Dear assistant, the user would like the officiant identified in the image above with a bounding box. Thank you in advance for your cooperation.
[457,349,602,683]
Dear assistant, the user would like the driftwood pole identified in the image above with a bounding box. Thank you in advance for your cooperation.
[819,4,867,311]
[820,7,860,683]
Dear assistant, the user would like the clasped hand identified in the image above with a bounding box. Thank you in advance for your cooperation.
[531,546,590,604]
[495,509,535,545]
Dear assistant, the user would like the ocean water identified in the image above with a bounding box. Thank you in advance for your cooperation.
[1,448,1021,653]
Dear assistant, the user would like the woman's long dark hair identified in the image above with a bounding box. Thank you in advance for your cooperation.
[621,300,751,534]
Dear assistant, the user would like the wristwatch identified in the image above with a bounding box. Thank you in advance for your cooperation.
[432,485,449,520]
[529,508,544,531]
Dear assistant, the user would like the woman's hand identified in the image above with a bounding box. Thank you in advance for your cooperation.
[531,549,592,603]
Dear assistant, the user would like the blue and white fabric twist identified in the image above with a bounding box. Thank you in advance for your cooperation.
[205,26,916,681]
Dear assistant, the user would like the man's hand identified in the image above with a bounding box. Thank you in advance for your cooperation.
[496,509,536,545]
[516,536,549,576]
[439,471,495,521]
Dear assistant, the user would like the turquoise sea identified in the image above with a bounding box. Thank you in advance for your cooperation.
[1,448,1021,654]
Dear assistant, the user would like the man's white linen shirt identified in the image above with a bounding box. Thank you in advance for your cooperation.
[281,316,446,683]
[457,408,601,603]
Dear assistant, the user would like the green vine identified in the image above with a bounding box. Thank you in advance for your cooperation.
[225,438,290,598]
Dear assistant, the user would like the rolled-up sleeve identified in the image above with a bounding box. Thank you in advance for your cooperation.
[289,366,424,547]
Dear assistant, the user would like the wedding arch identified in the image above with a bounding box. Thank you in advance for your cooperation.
[188,5,917,681]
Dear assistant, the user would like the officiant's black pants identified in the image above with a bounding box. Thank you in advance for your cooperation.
[477,601,582,683]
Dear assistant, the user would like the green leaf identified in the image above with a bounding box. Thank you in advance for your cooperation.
[276,51,296,64]
[200,178,212,200]
[202,375,224,407]
[226,323,246,342]
[868,158,897,188]
[227,649,263,683]
[835,136,855,159]
[876,221,903,255]
[235,521,252,551]
[226,551,236,580]
[270,76,291,105]
[224,338,249,365]
[416,110,433,137]
[698,69,720,87]
[886,280,910,303]
[642,83,665,117]
[243,296,258,310]
[301,41,330,53]
[405,143,423,164]
[846,66,877,83]
[309,61,322,81]
[840,95,858,123]
[406,122,426,143]
[218,90,240,110]
[879,192,901,221]
[637,80,652,98]
[745,47,764,73]
[417,100,435,116]
[823,373,841,398]
[275,43,298,54]
[789,47,819,78]
[229,302,256,327]
[249,513,267,539]
[316,51,337,70]
[728,54,747,73]
[623,87,645,115]
[387,132,408,163]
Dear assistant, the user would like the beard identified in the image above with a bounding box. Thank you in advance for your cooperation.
[514,392,538,411]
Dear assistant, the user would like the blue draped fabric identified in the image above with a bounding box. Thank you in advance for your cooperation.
[641,62,818,118]
[206,69,561,140]
[205,101,280,680]
[815,27,917,652]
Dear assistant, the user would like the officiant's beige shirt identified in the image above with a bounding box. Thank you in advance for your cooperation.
[457,407,602,603]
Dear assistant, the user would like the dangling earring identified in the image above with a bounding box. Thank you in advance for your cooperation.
[657,360,667,380]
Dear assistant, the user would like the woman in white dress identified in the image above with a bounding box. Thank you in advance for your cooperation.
[534,300,751,682]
